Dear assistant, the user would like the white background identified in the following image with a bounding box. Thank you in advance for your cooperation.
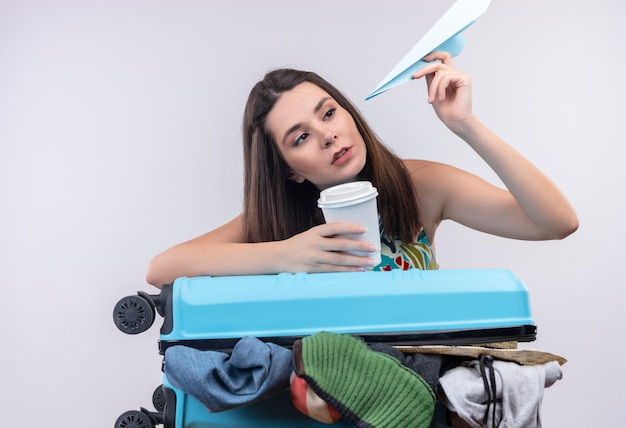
[1,0,624,426]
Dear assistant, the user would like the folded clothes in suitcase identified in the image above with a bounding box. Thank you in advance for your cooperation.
[113,268,537,428]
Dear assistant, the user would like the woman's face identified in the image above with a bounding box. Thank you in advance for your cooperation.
[266,82,367,190]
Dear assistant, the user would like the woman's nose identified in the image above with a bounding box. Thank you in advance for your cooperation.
[322,131,337,147]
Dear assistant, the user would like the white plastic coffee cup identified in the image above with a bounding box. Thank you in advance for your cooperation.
[317,181,381,266]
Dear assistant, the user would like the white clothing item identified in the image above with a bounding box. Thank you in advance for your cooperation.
[438,359,562,428]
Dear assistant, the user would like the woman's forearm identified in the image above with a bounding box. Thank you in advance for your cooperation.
[450,115,578,238]
[146,219,378,287]
[146,240,288,287]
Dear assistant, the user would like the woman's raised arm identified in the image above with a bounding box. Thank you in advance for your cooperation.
[411,52,578,241]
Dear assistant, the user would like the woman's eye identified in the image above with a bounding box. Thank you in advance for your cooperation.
[324,108,336,120]
[294,132,309,147]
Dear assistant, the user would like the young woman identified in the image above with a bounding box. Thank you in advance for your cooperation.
[146,51,578,288]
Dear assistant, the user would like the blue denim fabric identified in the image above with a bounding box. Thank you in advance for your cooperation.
[164,336,293,412]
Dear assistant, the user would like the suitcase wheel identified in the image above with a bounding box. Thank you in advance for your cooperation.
[112,295,155,335]
[114,409,156,428]
[152,385,165,413]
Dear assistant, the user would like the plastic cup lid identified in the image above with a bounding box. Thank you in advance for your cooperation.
[317,181,378,208]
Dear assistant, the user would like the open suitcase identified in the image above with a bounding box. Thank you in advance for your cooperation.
[113,268,537,428]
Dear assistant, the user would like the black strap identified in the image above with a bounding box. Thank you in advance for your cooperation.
[479,354,498,428]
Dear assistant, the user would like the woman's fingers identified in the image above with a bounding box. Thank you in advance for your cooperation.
[316,221,366,237]
[410,51,473,125]
[316,223,377,254]
[430,71,457,103]
[413,62,465,101]
[412,51,454,79]
[301,222,378,270]
[316,251,375,271]
[422,50,454,65]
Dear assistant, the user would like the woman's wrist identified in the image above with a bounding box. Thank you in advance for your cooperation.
[444,114,481,139]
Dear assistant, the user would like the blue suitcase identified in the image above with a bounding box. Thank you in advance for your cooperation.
[113,268,536,428]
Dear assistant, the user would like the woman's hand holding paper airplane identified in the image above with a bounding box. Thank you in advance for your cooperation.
[412,51,473,134]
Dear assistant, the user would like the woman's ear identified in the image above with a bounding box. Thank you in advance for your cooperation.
[288,171,306,183]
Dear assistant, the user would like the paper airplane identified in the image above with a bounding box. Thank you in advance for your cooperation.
[366,0,491,100]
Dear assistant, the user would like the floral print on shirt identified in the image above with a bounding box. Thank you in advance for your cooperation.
[374,227,438,271]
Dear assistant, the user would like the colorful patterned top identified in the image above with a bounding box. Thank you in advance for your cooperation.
[373,225,439,271]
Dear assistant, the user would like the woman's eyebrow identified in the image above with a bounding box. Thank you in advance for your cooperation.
[313,96,332,114]
[281,96,332,146]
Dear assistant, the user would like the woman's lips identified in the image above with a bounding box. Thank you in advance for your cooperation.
[332,146,352,165]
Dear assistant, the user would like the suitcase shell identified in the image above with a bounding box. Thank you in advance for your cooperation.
[161,375,354,427]
[114,268,537,428]
[159,268,536,353]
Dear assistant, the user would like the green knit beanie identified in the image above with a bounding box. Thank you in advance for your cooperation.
[292,331,435,428]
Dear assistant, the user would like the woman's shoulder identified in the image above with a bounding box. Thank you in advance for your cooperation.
[402,158,473,206]
[401,159,452,182]
[401,159,455,237]
[402,158,433,170]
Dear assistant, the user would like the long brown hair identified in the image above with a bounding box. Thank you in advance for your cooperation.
[242,69,420,244]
